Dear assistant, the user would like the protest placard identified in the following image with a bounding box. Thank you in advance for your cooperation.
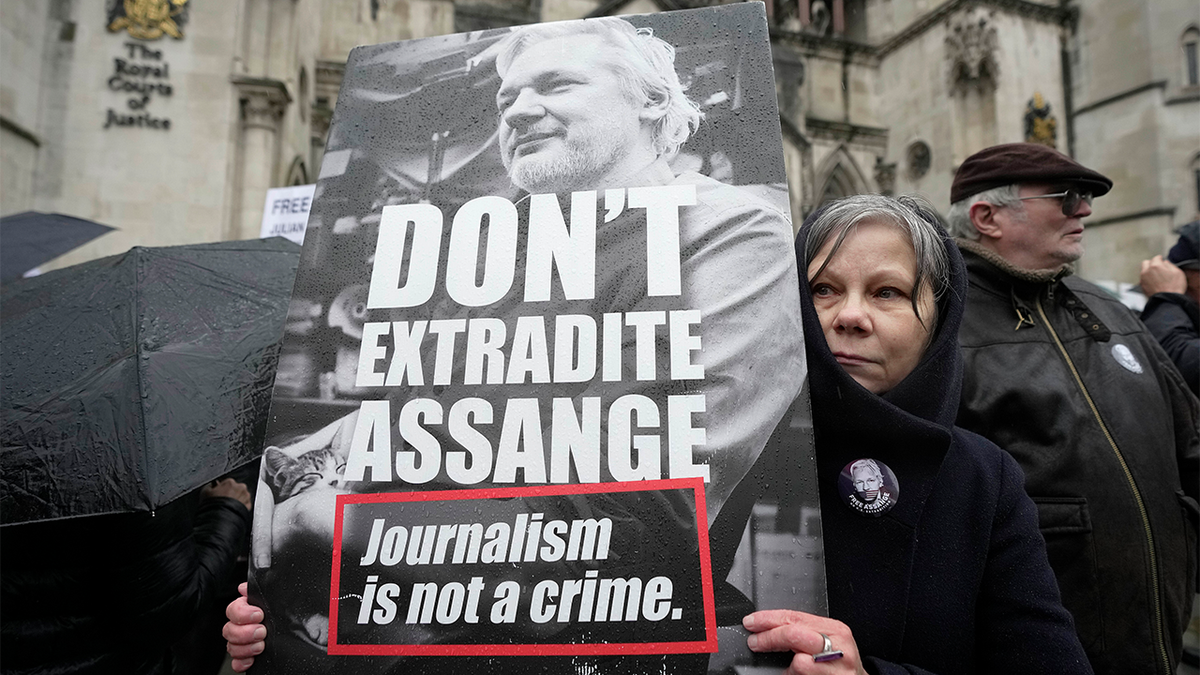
[260,185,316,245]
[250,5,822,672]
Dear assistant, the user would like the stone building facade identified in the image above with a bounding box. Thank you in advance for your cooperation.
[2,0,1197,282]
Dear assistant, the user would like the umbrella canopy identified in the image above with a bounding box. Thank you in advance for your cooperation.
[1,237,300,525]
[0,211,116,283]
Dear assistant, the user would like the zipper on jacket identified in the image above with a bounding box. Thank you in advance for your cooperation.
[1035,295,1171,675]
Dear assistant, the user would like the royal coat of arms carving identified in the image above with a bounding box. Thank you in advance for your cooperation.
[107,0,190,41]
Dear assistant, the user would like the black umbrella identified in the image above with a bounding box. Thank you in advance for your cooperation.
[0,211,116,283]
[1,237,300,525]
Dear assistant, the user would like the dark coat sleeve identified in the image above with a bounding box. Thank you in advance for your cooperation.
[0,492,250,675]
[1141,292,1199,395]
[188,495,253,608]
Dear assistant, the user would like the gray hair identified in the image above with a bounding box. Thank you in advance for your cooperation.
[494,18,703,157]
[946,184,1023,240]
[804,194,950,327]
[849,458,883,481]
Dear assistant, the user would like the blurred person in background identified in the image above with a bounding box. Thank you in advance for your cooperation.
[1139,220,1199,395]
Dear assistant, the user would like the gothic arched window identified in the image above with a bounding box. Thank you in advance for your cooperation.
[1183,26,1199,87]
[907,141,931,180]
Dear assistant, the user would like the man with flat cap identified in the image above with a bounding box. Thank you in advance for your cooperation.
[946,143,1199,675]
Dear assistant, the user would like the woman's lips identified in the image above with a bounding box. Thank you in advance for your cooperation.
[833,351,873,367]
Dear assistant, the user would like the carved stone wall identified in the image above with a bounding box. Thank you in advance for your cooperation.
[945,7,999,94]
[236,78,289,131]
[0,0,49,216]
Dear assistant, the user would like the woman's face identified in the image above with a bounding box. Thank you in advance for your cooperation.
[808,218,936,395]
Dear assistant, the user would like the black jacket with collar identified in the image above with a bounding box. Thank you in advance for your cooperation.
[954,239,1199,675]
[797,217,1090,674]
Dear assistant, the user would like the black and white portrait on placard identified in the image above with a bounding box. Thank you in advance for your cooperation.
[251,5,823,673]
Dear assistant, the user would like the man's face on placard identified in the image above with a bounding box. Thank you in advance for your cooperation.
[496,34,650,194]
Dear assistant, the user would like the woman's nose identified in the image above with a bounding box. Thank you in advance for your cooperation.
[833,296,871,333]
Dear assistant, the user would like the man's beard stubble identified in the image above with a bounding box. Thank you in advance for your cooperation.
[503,121,626,194]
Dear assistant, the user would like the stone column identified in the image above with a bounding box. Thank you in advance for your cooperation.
[310,103,332,180]
[232,77,289,240]
[242,0,271,76]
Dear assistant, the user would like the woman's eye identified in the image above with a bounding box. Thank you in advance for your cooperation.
[812,284,833,296]
[877,287,904,300]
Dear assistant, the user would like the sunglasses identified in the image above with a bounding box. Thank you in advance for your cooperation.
[1017,188,1093,216]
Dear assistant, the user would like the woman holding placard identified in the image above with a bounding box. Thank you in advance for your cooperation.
[741,194,1090,673]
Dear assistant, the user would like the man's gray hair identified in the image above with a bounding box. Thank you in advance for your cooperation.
[804,193,950,327]
[850,458,884,480]
[494,17,703,156]
[946,184,1023,240]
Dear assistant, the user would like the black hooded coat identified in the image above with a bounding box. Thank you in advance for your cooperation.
[796,211,1091,674]
[0,493,249,675]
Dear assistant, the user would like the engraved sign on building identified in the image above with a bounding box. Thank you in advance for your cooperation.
[103,42,174,129]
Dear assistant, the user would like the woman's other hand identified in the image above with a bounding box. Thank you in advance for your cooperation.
[744,609,867,675]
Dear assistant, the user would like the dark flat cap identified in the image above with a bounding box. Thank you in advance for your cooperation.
[951,143,1113,204]
[1168,221,1199,270]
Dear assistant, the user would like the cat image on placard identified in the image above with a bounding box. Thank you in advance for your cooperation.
[263,445,347,503]
[261,444,350,648]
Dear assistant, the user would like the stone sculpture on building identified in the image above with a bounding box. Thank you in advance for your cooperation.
[106,0,189,40]
[945,7,999,94]
[1024,92,1058,148]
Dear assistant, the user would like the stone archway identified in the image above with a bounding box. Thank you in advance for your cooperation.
[814,145,870,208]
[286,156,308,186]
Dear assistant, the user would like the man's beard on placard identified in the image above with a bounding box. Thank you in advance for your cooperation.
[504,119,629,194]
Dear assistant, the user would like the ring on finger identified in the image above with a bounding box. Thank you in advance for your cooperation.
[813,632,844,662]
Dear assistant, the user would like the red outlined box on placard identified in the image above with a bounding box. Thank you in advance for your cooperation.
[327,477,716,656]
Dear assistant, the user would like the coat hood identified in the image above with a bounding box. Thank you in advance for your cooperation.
[794,204,968,483]
[795,202,971,651]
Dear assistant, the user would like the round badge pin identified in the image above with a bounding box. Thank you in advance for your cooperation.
[1111,343,1143,374]
[838,458,899,517]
